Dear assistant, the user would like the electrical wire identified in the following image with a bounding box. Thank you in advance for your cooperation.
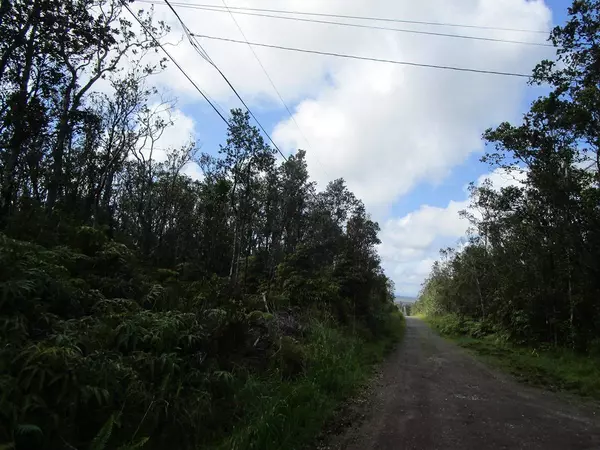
[162,0,215,65]
[136,0,551,48]
[163,0,330,206]
[191,33,533,78]
[164,0,290,163]
[135,0,549,35]
[219,0,331,178]
[122,2,229,124]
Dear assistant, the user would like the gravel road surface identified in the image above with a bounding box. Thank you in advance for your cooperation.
[328,317,600,450]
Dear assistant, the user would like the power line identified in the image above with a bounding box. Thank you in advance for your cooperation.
[163,0,290,164]
[135,0,548,35]
[163,0,214,65]
[191,33,533,78]
[218,0,331,178]
[122,2,229,124]
[163,1,328,205]
[136,0,551,47]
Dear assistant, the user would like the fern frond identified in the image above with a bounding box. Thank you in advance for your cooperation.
[116,437,149,450]
[89,413,119,450]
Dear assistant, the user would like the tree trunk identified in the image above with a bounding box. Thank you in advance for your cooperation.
[1,22,37,217]
[46,78,76,211]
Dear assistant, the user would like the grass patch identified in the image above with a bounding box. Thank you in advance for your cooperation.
[424,315,600,400]
[215,312,405,450]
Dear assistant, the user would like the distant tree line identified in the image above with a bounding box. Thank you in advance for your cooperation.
[415,0,600,352]
[0,0,398,448]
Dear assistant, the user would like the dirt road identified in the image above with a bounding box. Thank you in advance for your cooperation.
[328,317,600,450]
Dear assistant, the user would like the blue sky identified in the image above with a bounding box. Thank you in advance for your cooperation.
[139,0,573,296]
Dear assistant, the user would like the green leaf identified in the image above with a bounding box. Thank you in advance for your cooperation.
[89,413,118,450]
[117,437,149,450]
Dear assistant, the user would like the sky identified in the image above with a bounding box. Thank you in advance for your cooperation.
[127,0,572,297]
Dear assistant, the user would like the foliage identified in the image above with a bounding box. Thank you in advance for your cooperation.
[415,0,600,352]
[421,314,493,339]
[0,1,402,448]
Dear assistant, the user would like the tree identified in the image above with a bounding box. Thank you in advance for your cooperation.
[0,0,168,219]
[417,0,600,350]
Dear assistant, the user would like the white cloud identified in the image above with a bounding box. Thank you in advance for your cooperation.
[380,167,527,295]
[267,1,552,210]
[378,200,470,295]
[131,1,552,206]
[126,0,554,292]
[182,161,204,181]
[128,0,552,200]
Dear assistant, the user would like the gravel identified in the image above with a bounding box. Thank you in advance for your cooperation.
[325,317,600,450]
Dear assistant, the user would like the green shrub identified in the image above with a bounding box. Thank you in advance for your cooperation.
[426,314,492,339]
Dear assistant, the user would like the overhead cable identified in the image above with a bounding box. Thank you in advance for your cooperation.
[135,0,549,35]
[191,33,533,78]
[219,0,331,178]
[164,0,290,163]
[136,0,551,47]
[122,2,229,124]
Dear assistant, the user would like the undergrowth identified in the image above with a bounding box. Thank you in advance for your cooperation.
[218,314,404,450]
[0,231,405,449]
[424,314,600,400]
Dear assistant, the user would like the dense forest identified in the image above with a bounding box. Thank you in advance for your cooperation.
[415,0,600,352]
[0,1,401,448]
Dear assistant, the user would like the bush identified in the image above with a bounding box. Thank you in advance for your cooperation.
[426,314,492,339]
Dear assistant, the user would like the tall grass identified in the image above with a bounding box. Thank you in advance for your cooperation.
[217,312,405,450]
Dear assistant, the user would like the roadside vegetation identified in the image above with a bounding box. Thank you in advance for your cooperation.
[424,315,600,400]
[415,0,600,402]
[221,317,403,450]
[0,1,404,448]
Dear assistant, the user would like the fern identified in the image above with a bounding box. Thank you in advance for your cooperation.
[117,437,149,450]
[89,413,117,450]
[144,284,165,307]
[246,310,274,322]
[212,370,234,385]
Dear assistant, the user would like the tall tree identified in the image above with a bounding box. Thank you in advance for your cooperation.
[417,0,600,350]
